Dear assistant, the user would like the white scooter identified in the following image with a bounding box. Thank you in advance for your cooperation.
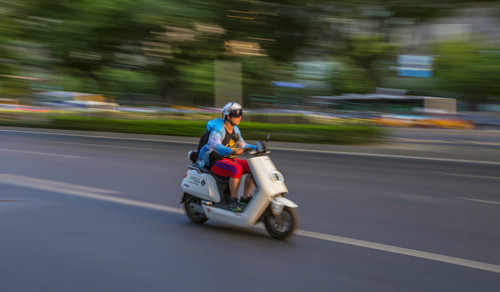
[180,136,298,240]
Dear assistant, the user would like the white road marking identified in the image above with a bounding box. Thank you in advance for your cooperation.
[438,172,500,180]
[0,128,194,144]
[59,142,166,152]
[393,138,500,147]
[2,128,499,165]
[0,147,90,159]
[296,230,500,274]
[458,197,500,205]
[0,174,119,194]
[1,173,499,274]
[0,173,184,214]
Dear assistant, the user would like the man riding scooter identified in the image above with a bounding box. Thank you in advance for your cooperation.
[197,102,256,212]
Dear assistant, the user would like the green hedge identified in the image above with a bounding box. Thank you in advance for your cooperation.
[45,115,385,144]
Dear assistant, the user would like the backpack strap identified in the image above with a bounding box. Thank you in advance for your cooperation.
[197,130,211,153]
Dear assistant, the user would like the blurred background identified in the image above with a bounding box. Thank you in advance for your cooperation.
[2,3,500,289]
[1,0,500,128]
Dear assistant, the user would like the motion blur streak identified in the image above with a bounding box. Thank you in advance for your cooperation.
[458,198,500,205]
[0,147,90,159]
[0,173,184,214]
[296,230,500,274]
[1,173,498,274]
[275,147,500,166]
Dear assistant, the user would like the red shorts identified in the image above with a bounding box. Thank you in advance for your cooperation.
[211,158,251,179]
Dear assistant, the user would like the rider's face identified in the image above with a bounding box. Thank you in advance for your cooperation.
[230,115,242,125]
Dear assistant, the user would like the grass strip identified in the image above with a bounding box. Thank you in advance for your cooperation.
[44,115,385,144]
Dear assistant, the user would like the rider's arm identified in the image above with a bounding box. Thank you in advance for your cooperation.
[235,132,256,151]
[237,137,256,150]
[197,129,232,167]
[209,130,233,156]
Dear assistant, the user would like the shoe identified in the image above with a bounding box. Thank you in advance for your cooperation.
[239,196,253,206]
[229,198,242,212]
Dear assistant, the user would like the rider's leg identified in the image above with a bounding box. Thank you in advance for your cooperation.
[242,173,255,199]
[229,177,240,200]
[212,159,243,202]
[233,158,254,199]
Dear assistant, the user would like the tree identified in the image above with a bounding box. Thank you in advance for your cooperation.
[0,0,30,98]
[341,34,396,87]
[433,41,500,106]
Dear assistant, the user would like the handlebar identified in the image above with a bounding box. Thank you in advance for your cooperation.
[225,134,271,158]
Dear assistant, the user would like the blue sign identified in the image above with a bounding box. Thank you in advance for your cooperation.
[397,55,433,78]
[398,68,433,78]
[271,81,306,88]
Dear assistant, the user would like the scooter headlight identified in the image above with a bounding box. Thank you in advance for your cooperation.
[269,170,284,183]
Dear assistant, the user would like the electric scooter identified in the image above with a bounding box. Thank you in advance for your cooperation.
[180,136,298,240]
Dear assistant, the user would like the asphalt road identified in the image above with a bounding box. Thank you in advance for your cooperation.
[1,128,499,291]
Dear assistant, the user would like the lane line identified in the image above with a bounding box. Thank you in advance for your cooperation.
[59,142,167,152]
[296,230,500,274]
[0,173,184,214]
[2,128,500,165]
[437,172,500,180]
[458,197,500,205]
[0,174,119,194]
[0,128,195,144]
[1,173,499,274]
[393,138,500,147]
[0,148,90,159]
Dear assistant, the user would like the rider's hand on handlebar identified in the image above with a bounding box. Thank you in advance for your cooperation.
[233,148,244,155]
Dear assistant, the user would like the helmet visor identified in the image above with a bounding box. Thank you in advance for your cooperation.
[229,109,242,117]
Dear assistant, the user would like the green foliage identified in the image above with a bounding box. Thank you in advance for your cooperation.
[331,58,377,94]
[341,34,397,88]
[433,41,500,104]
[242,122,384,144]
[40,115,384,144]
[178,60,215,105]
[0,77,31,98]
[1,0,499,105]
[0,1,22,76]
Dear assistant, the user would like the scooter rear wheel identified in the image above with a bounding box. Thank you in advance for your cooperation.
[184,194,208,224]
[264,207,298,240]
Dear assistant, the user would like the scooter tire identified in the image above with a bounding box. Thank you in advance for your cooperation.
[183,195,208,224]
[264,207,298,240]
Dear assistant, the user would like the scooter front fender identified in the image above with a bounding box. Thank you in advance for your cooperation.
[273,196,298,208]
[270,196,298,215]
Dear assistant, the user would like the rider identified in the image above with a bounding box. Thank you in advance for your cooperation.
[197,102,256,212]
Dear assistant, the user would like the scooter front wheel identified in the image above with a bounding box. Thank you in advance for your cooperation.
[264,207,298,240]
[183,194,208,224]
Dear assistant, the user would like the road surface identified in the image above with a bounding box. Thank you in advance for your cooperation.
[1,128,499,291]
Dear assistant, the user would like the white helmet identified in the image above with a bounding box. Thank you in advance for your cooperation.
[222,102,243,119]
